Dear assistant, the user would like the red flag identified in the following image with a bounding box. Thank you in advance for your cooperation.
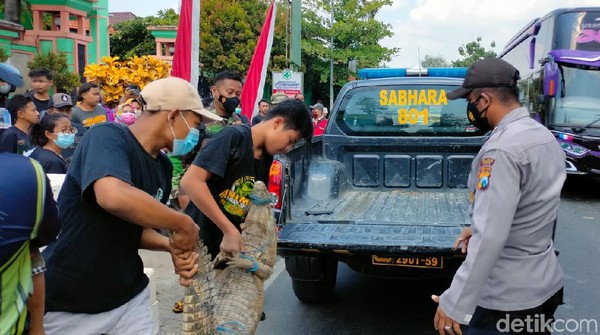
[241,1,277,121]
[171,0,200,88]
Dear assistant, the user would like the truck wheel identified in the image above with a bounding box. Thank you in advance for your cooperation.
[291,258,338,304]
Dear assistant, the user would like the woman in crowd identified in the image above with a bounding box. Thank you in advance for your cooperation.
[29,113,75,174]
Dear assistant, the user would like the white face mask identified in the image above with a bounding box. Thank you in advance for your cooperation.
[0,84,11,95]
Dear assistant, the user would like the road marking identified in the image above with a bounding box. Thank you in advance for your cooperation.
[264,258,285,291]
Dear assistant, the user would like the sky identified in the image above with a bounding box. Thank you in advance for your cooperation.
[108,0,599,68]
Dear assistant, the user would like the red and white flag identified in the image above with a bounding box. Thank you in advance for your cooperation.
[171,0,200,89]
[241,1,277,121]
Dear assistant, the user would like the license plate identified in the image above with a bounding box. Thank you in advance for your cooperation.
[371,255,443,269]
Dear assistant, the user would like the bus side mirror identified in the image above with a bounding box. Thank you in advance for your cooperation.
[543,62,558,98]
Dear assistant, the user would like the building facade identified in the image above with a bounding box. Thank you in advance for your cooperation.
[0,0,109,90]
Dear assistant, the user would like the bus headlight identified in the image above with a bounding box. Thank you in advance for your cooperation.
[559,141,590,158]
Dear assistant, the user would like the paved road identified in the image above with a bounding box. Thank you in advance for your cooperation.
[142,176,600,334]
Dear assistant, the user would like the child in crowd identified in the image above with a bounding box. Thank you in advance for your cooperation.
[0,94,39,154]
[28,113,74,174]
[181,99,312,261]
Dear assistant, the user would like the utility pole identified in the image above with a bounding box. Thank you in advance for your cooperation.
[290,0,302,71]
[329,0,334,111]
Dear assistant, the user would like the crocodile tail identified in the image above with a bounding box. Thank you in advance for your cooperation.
[182,242,217,335]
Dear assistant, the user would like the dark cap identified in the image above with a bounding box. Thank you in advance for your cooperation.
[48,93,73,108]
[309,103,324,112]
[446,58,520,100]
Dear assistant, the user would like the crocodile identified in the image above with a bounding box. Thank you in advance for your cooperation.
[182,181,278,335]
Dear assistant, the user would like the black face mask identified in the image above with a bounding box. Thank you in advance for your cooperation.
[217,93,240,116]
[466,96,491,131]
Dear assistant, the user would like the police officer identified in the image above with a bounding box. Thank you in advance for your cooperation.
[431,58,566,335]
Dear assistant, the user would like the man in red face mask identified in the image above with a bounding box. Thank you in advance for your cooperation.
[310,103,327,136]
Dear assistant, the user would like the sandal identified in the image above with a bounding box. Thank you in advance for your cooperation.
[172,299,184,313]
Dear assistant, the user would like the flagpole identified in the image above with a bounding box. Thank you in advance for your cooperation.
[329,0,334,112]
[240,1,277,121]
[190,0,200,89]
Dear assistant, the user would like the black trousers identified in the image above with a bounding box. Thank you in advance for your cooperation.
[465,288,564,335]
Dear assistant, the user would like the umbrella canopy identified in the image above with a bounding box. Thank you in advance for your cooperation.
[0,63,23,87]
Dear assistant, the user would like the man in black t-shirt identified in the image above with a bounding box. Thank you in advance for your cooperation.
[26,69,53,118]
[252,99,270,126]
[0,94,39,154]
[181,99,313,259]
[43,77,222,334]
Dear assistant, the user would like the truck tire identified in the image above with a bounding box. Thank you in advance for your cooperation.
[290,257,338,304]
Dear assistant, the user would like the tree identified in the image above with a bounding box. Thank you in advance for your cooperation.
[199,0,273,76]
[421,55,449,68]
[0,48,8,63]
[109,10,180,60]
[301,0,398,104]
[27,52,80,93]
[452,37,497,68]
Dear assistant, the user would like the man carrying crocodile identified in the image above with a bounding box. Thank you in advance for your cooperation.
[43,77,222,335]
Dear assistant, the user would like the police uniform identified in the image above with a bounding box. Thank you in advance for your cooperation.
[438,59,566,331]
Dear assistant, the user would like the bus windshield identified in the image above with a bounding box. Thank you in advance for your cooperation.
[556,11,600,51]
[553,64,600,127]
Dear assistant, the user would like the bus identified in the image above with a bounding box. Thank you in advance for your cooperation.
[499,7,600,175]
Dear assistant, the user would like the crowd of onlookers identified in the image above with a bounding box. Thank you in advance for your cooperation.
[0,65,322,334]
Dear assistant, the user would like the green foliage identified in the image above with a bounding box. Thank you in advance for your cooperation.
[421,55,449,68]
[27,52,80,93]
[452,37,497,68]
[108,0,396,104]
[0,48,9,63]
[110,18,156,59]
[200,0,272,76]
[109,10,180,60]
[151,9,180,25]
[302,0,398,102]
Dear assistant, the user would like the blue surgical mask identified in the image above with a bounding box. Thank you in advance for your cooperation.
[53,133,75,149]
[169,114,199,156]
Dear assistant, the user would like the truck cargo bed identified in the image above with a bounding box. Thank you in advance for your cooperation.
[292,190,470,226]
[278,190,471,254]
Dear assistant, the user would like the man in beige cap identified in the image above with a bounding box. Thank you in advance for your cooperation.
[270,92,289,105]
[43,77,221,335]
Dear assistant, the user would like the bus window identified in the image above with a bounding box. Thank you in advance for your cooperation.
[553,65,600,127]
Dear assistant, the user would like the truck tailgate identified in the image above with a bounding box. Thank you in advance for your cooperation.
[278,190,470,254]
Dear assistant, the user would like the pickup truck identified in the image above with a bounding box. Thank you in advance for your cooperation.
[269,68,489,303]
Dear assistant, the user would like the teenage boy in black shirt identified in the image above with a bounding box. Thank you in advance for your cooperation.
[181,99,313,259]
[43,77,222,334]
[0,94,39,154]
[26,68,53,117]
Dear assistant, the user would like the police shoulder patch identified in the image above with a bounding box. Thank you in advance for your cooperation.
[477,156,494,190]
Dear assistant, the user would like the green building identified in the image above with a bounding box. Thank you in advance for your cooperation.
[0,0,109,90]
